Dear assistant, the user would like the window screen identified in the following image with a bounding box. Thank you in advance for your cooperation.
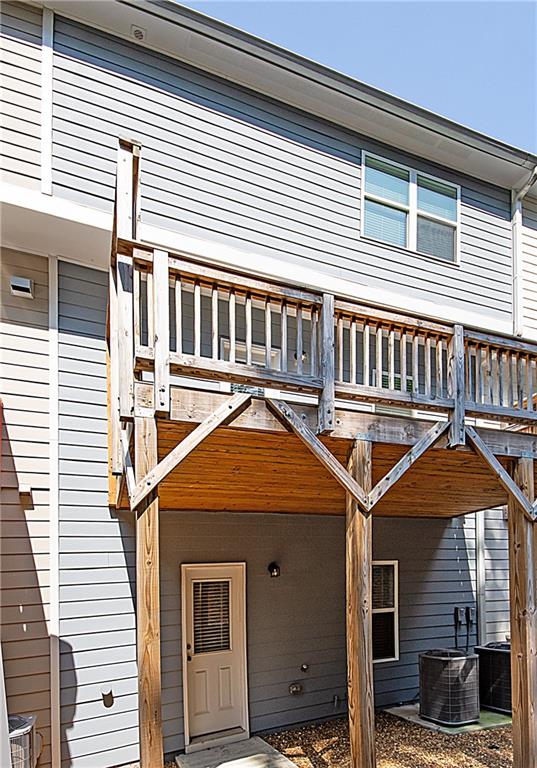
[417,216,455,261]
[372,564,395,610]
[193,580,231,654]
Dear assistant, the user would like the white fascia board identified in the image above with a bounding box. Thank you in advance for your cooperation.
[1,184,512,335]
[33,0,537,190]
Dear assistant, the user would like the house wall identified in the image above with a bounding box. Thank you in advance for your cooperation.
[57,260,138,768]
[158,512,478,753]
[522,195,537,340]
[0,248,514,766]
[50,16,513,330]
[0,2,42,188]
[0,247,51,767]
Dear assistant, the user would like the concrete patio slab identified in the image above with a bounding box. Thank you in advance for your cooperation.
[175,737,297,768]
[385,703,512,735]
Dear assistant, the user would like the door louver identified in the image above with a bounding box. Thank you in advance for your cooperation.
[193,580,231,654]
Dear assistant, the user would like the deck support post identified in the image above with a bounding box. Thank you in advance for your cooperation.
[135,416,163,768]
[508,457,537,768]
[346,440,376,768]
[318,293,335,434]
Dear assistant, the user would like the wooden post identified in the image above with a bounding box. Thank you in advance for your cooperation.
[346,440,376,768]
[153,249,170,413]
[117,253,135,420]
[448,324,465,447]
[135,416,163,768]
[508,457,537,768]
[318,293,335,434]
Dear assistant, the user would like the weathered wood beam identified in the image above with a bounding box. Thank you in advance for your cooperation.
[508,457,537,768]
[120,424,135,501]
[135,416,163,768]
[153,249,170,413]
[116,139,141,242]
[465,426,535,522]
[143,384,537,458]
[266,398,369,511]
[131,393,252,509]
[448,325,466,446]
[368,421,449,510]
[117,252,135,420]
[318,293,336,434]
[346,440,376,768]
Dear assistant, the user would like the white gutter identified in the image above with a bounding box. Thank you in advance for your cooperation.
[512,166,537,336]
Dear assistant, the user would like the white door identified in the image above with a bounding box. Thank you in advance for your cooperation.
[181,563,249,751]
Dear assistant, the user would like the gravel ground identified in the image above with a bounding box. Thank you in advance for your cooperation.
[263,713,513,768]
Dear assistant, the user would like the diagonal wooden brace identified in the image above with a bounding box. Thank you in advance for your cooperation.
[266,398,370,512]
[466,426,535,523]
[368,421,449,510]
[130,392,252,509]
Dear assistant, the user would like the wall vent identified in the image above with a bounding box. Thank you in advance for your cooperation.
[10,276,34,299]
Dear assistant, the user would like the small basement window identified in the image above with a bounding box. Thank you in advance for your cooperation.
[362,153,460,263]
[372,560,399,663]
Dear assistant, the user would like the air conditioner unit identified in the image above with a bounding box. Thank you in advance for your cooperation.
[8,714,38,768]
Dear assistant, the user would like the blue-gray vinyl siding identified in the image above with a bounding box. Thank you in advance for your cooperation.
[483,508,510,642]
[58,261,138,768]
[51,17,512,329]
[0,1,42,187]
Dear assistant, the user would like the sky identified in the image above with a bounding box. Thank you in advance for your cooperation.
[179,1,537,153]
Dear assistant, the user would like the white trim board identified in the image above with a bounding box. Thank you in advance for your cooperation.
[0,183,514,336]
[48,254,60,768]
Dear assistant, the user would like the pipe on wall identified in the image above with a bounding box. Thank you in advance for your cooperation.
[512,166,537,337]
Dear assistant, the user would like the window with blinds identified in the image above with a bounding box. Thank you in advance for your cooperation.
[362,153,459,262]
[193,580,231,654]
[372,561,399,663]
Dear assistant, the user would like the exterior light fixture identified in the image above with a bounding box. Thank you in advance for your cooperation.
[268,562,280,578]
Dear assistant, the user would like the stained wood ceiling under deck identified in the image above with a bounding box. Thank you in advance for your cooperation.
[120,421,520,517]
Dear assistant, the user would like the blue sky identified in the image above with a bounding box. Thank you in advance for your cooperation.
[179,1,537,152]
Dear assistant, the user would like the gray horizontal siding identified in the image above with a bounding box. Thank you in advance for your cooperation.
[373,515,477,707]
[483,507,510,642]
[52,17,512,328]
[0,1,41,187]
[58,260,138,768]
[159,512,479,754]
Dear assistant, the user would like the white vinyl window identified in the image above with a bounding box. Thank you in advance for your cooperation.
[372,560,399,663]
[362,153,460,263]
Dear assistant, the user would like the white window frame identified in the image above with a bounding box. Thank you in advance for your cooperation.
[372,559,400,664]
[361,151,461,265]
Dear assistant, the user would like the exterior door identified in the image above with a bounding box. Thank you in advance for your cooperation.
[181,563,249,750]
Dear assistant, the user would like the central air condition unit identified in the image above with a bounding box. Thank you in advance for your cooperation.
[475,642,511,714]
[9,714,38,768]
[419,649,480,726]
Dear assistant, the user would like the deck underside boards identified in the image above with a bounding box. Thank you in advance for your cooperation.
[118,417,512,517]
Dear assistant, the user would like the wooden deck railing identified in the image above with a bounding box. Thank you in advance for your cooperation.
[111,245,537,428]
[110,140,537,432]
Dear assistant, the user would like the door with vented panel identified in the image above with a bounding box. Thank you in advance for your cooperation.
[182,563,248,748]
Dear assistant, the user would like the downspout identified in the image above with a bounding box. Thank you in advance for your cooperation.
[512,166,537,336]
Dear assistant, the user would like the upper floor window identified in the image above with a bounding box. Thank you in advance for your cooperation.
[362,153,460,263]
